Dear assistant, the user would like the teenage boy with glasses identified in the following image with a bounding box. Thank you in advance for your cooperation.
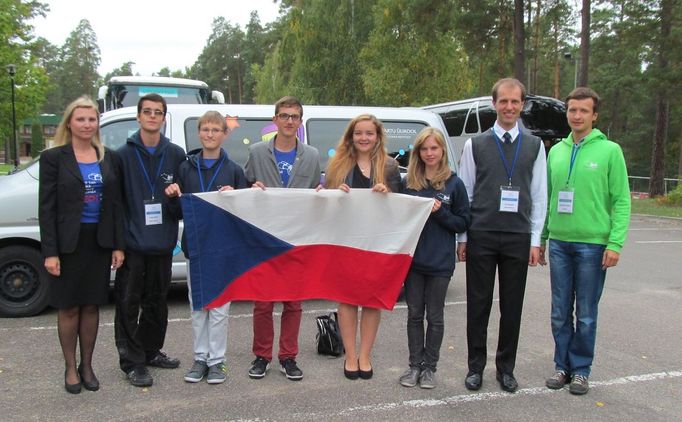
[114,93,186,387]
[244,96,321,381]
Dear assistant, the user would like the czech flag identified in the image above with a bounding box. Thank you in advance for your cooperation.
[181,189,433,310]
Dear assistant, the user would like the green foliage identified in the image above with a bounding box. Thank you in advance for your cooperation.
[30,120,43,158]
[0,0,50,144]
[56,19,101,103]
[104,61,135,81]
[657,184,682,206]
[360,0,472,106]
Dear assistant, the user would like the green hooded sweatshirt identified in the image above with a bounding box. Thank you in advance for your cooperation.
[541,129,631,252]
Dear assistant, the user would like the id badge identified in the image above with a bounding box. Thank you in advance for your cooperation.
[557,189,574,214]
[144,200,163,225]
[499,186,520,213]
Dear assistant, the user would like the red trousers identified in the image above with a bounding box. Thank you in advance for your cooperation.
[252,301,302,361]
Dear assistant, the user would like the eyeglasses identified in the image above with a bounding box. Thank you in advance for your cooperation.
[141,109,165,117]
[276,113,301,122]
[200,128,224,135]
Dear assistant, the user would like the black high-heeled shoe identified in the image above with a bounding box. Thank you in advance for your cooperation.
[343,360,360,380]
[64,370,81,394]
[78,364,100,392]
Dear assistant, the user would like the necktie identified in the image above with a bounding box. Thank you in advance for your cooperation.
[503,132,512,144]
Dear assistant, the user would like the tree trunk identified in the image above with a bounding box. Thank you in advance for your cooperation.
[578,0,590,87]
[514,0,525,81]
[649,98,669,196]
[649,0,673,196]
[532,0,542,93]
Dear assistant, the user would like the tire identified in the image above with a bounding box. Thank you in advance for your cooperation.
[0,246,50,317]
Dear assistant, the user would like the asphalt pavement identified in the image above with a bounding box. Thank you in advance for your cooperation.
[1,214,681,421]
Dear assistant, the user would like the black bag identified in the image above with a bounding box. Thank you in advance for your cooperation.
[315,312,344,357]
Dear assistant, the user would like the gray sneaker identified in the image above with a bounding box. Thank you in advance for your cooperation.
[419,368,436,389]
[546,370,568,389]
[207,362,227,384]
[399,367,421,387]
[184,360,208,383]
[569,374,589,395]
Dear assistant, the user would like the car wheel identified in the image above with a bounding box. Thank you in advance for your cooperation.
[0,246,50,317]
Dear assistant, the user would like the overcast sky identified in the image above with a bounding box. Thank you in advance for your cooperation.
[30,0,282,76]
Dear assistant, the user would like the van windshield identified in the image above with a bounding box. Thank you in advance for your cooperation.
[184,118,273,167]
[108,84,211,109]
[307,119,429,170]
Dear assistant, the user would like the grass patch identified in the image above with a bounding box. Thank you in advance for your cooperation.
[631,198,682,218]
[0,163,13,175]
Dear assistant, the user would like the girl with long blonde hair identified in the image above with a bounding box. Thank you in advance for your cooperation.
[324,114,401,380]
[399,127,470,389]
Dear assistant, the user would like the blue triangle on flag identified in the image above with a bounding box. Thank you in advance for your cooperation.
[181,194,294,310]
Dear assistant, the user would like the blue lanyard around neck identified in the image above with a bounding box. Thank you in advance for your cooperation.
[493,131,522,186]
[565,143,581,187]
[197,154,226,193]
[134,148,166,200]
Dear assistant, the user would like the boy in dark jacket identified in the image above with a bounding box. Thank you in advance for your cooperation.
[114,94,186,387]
[165,111,247,384]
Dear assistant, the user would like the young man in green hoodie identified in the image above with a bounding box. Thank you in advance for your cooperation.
[540,87,631,395]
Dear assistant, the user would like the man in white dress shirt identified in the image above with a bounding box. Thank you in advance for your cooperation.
[457,78,547,393]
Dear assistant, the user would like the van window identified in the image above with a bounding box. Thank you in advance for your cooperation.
[439,103,472,138]
[306,119,429,170]
[464,106,479,134]
[184,118,273,166]
[477,102,497,132]
[521,98,570,138]
[100,119,166,150]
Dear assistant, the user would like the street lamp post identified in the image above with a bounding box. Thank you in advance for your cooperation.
[563,52,580,89]
[6,64,18,170]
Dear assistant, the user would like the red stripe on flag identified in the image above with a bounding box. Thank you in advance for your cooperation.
[206,244,412,310]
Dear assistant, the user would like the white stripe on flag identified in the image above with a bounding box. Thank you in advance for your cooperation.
[194,188,433,255]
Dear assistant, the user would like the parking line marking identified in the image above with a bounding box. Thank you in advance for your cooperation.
[629,228,682,231]
[635,240,682,243]
[299,370,682,418]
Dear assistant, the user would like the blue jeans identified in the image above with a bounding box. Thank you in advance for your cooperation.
[549,239,607,377]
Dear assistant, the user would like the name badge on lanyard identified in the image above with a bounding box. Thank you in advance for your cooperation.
[557,189,574,213]
[144,200,162,225]
[559,143,580,214]
[499,185,520,213]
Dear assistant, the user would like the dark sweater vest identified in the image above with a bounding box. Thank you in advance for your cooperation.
[469,129,541,234]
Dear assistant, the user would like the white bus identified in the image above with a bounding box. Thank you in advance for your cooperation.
[97,76,225,113]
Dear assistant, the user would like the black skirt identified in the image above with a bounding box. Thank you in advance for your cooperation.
[49,223,112,309]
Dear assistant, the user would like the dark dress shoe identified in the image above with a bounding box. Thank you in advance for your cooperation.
[146,351,180,369]
[359,365,373,380]
[496,372,518,393]
[465,372,482,390]
[64,370,81,394]
[344,360,360,380]
[78,365,100,391]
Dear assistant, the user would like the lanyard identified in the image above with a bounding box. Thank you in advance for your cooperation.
[134,148,166,200]
[197,154,226,193]
[493,131,522,186]
[565,143,581,187]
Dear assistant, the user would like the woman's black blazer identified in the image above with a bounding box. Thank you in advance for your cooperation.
[39,145,125,257]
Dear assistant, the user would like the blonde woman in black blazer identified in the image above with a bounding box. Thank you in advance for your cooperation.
[39,96,125,394]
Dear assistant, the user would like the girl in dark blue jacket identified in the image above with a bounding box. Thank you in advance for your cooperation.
[399,127,471,389]
[165,111,247,385]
